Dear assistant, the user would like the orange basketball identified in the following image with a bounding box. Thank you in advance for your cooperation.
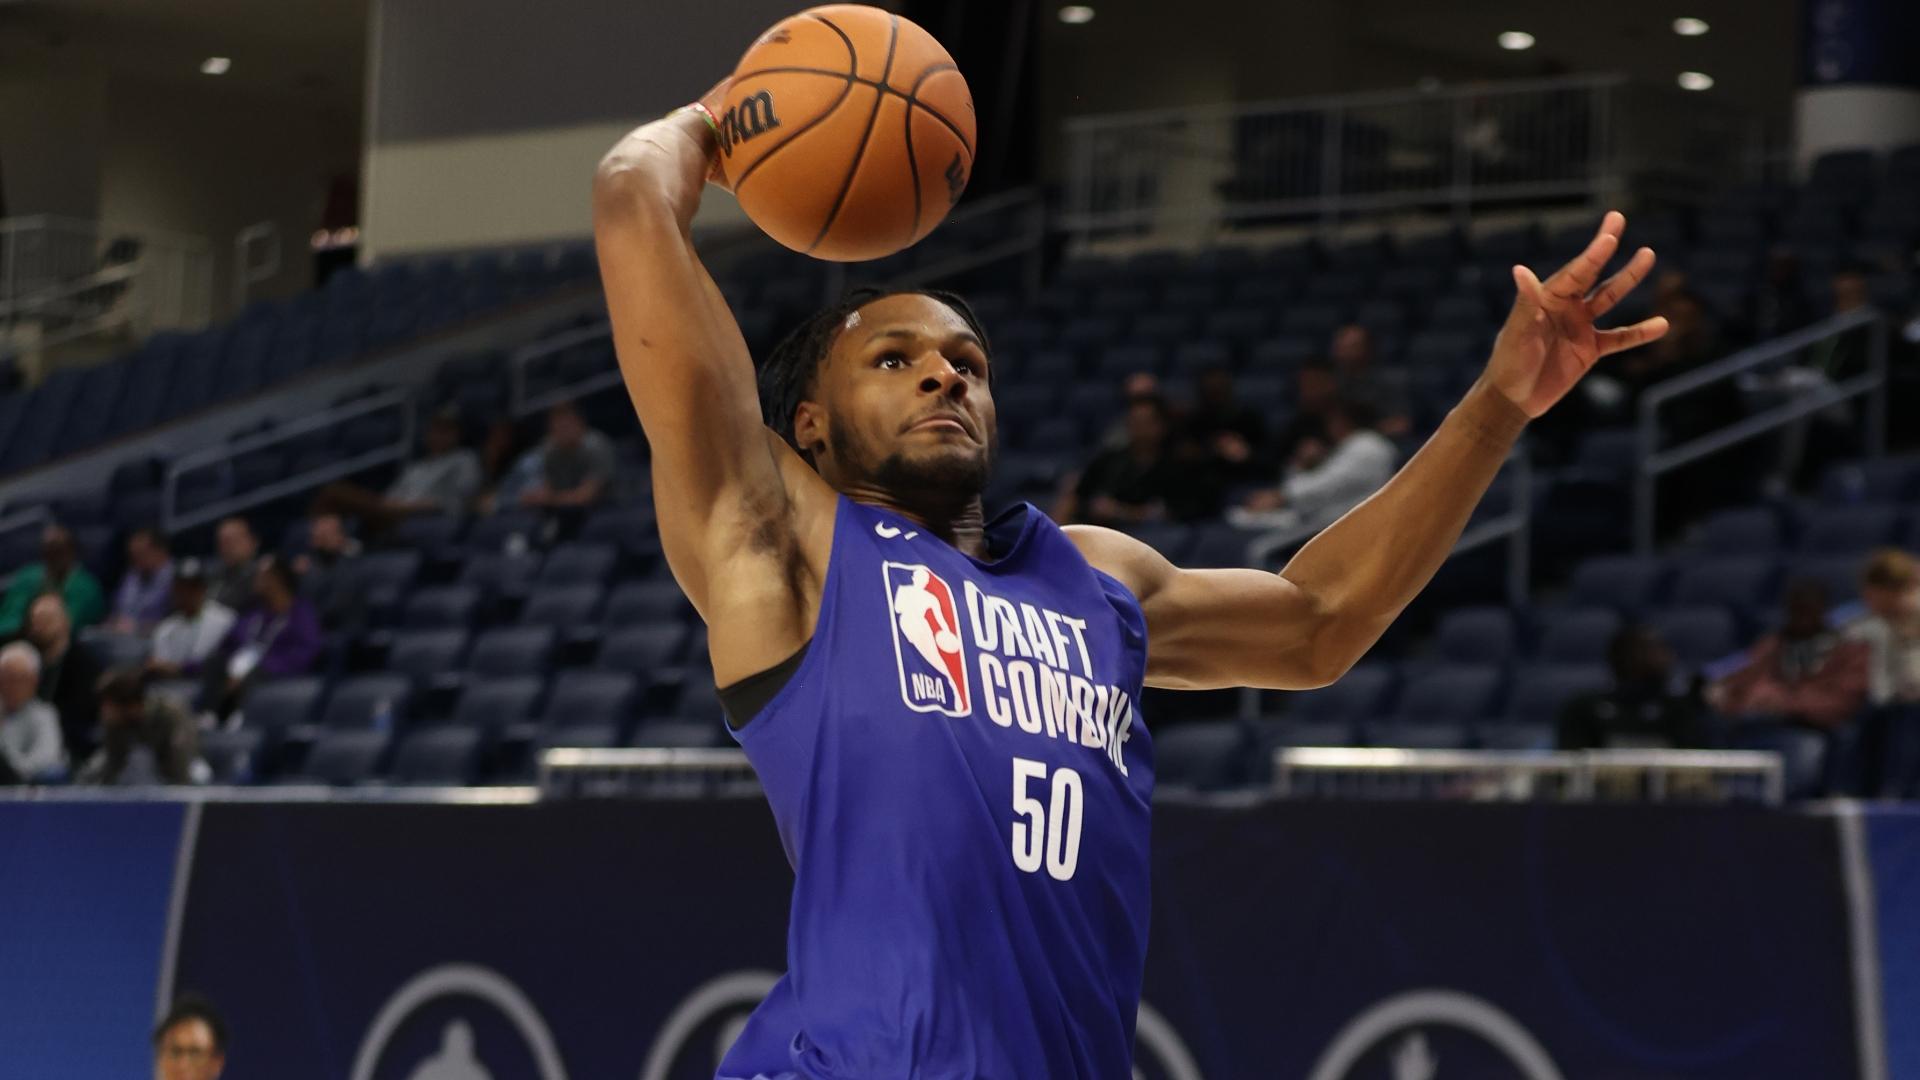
[717,4,976,263]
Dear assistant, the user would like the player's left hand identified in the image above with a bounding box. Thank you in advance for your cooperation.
[1485,210,1670,418]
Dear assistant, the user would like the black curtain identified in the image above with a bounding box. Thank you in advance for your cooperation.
[901,0,1040,198]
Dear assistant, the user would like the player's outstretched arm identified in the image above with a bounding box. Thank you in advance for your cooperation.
[591,90,823,621]
[1071,212,1669,691]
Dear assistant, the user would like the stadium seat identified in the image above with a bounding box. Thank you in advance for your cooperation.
[1668,557,1779,618]
[1790,557,1865,605]
[1271,665,1396,720]
[1154,720,1250,791]
[1365,721,1470,750]
[459,552,541,597]
[1566,556,1667,613]
[198,728,266,784]
[287,730,391,786]
[631,718,725,749]
[390,513,466,552]
[1390,666,1504,722]
[1477,724,1556,751]
[520,584,605,628]
[1728,723,1829,799]
[389,727,485,785]
[452,676,546,732]
[466,511,545,553]
[598,625,690,672]
[1695,508,1784,555]
[322,674,413,730]
[387,629,469,692]
[538,542,618,586]
[1433,607,1515,664]
[1504,664,1610,723]
[540,722,622,750]
[1266,719,1360,748]
[1799,506,1900,555]
[604,581,694,626]
[239,677,326,735]
[1528,607,1620,664]
[1647,607,1740,666]
[467,626,558,677]
[537,671,639,733]
[402,585,482,629]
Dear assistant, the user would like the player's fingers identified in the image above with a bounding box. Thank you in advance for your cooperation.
[1595,315,1670,358]
[1587,246,1657,318]
[1510,264,1548,313]
[1544,213,1623,302]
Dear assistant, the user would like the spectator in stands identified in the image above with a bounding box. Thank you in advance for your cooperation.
[518,400,616,512]
[312,407,483,533]
[1267,356,1338,469]
[25,593,100,763]
[1228,397,1397,532]
[108,527,174,633]
[0,642,63,784]
[152,994,228,1080]
[1711,579,1870,730]
[147,559,236,678]
[1183,364,1270,485]
[1558,624,1706,750]
[208,518,260,613]
[1848,549,1920,707]
[294,513,365,630]
[74,668,199,786]
[207,555,321,717]
[1328,324,1411,437]
[1055,393,1216,526]
[1751,249,1810,341]
[0,523,105,636]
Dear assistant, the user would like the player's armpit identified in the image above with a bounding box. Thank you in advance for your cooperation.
[1064,526,1334,691]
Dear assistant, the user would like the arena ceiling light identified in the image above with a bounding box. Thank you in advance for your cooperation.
[1677,71,1714,90]
[1497,31,1535,51]
[200,56,231,75]
[1058,5,1095,24]
[1673,17,1710,36]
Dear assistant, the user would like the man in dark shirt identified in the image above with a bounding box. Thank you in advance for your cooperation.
[24,593,103,762]
[1183,364,1270,485]
[1057,394,1216,526]
[1559,623,1706,750]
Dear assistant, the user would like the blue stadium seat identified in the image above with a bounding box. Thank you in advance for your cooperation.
[288,730,391,786]
[1186,523,1262,569]
[1477,724,1555,751]
[1246,336,1317,373]
[389,727,484,785]
[539,671,639,732]
[1799,505,1900,555]
[402,585,482,629]
[1434,606,1515,664]
[351,551,423,605]
[1668,557,1779,618]
[1123,523,1191,562]
[452,676,545,731]
[604,581,694,626]
[1566,555,1667,613]
[198,728,265,783]
[631,718,724,749]
[322,674,413,730]
[1202,309,1269,346]
[1785,557,1865,606]
[537,542,618,586]
[1365,721,1471,750]
[1093,345,1163,380]
[1271,665,1395,720]
[1647,607,1740,666]
[598,625,690,672]
[387,629,469,692]
[466,511,545,553]
[1573,429,1640,478]
[540,722,621,751]
[1154,720,1250,791]
[1535,608,1622,664]
[1391,666,1504,722]
[467,626,557,677]
[1728,722,1829,799]
[240,677,326,735]
[1696,508,1784,554]
[458,552,541,596]
[1504,664,1610,723]
[520,584,604,628]
[1266,719,1359,748]
[391,514,466,552]
[1169,341,1233,379]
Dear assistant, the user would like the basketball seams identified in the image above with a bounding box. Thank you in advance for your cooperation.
[731,18,859,194]
[903,85,922,245]
[806,13,900,253]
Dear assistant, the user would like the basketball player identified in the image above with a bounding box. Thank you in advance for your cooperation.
[592,83,1668,1079]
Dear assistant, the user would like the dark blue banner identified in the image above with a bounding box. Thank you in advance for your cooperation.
[0,801,185,1079]
[1870,807,1920,1080]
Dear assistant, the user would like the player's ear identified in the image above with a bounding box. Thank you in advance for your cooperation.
[792,400,828,458]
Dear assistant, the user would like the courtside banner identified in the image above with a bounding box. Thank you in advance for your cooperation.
[1869,806,1920,1080]
[156,799,1867,1080]
[1146,801,1860,1080]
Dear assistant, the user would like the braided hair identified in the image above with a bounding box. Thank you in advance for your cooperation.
[757,286,992,463]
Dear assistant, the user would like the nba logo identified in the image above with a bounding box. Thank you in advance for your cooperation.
[882,561,971,717]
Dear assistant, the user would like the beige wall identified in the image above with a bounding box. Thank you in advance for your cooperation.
[0,53,110,219]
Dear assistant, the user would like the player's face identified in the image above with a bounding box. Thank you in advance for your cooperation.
[811,293,997,499]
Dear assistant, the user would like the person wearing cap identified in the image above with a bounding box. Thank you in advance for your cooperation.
[147,559,237,678]
[74,666,200,786]
[312,407,483,533]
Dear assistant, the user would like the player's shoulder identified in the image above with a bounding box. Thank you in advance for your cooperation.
[1061,523,1175,603]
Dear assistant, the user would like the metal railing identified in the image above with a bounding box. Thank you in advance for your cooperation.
[1274,747,1785,804]
[1060,75,1761,237]
[0,216,214,353]
[1248,446,1532,605]
[1632,309,1889,553]
[538,747,758,799]
[232,221,281,310]
[161,388,417,532]
[509,321,617,418]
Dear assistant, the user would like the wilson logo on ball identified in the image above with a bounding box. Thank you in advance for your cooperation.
[944,153,967,206]
[718,91,781,157]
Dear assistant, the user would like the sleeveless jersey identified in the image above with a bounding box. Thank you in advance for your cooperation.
[718,496,1156,1080]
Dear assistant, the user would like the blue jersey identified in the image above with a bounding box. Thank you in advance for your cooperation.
[718,496,1156,1080]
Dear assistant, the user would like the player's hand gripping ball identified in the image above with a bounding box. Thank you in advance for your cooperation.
[716,4,976,262]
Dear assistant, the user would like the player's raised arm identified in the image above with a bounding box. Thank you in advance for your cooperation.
[1071,212,1670,691]
[591,87,814,617]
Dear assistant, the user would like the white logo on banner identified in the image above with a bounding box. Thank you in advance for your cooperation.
[349,964,568,1080]
[1307,989,1565,1080]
